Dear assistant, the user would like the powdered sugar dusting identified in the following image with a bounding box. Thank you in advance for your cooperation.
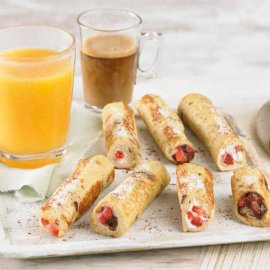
[157,105,183,135]
[158,107,171,117]
[115,129,130,137]
[50,177,81,206]
[215,116,228,134]
[172,125,182,134]
[221,144,243,162]
[110,178,135,199]
[181,174,204,190]
[108,105,137,140]
[111,107,126,119]
[166,117,183,134]
[242,175,257,186]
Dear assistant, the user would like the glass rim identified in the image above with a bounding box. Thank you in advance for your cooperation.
[77,8,143,32]
[0,25,76,63]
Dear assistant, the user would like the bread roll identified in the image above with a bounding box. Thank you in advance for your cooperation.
[176,163,215,232]
[102,102,141,169]
[90,160,170,237]
[40,155,114,237]
[136,94,194,164]
[178,93,246,171]
[231,166,270,227]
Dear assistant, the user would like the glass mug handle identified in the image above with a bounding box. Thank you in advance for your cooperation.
[138,32,162,78]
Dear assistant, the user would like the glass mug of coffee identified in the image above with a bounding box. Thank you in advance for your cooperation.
[77,8,162,112]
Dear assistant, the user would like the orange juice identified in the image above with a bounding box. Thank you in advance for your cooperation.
[0,48,74,168]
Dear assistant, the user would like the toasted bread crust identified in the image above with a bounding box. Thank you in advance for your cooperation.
[231,166,270,227]
[90,160,170,237]
[176,163,215,232]
[136,94,194,163]
[178,93,246,171]
[40,155,115,237]
[102,102,141,169]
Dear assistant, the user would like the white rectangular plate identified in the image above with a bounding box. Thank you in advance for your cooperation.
[0,111,269,259]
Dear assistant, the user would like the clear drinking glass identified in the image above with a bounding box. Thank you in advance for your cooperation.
[77,8,162,112]
[0,26,76,168]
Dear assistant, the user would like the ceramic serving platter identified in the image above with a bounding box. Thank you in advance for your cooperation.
[0,108,269,259]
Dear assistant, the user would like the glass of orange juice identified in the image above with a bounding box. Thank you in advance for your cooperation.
[0,26,75,168]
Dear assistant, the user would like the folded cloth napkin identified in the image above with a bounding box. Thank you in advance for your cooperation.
[0,102,102,202]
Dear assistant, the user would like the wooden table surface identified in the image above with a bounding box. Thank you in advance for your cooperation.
[1,0,270,269]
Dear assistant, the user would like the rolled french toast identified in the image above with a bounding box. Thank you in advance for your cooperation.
[90,160,170,237]
[40,155,114,237]
[231,166,270,227]
[136,94,195,164]
[176,163,215,232]
[102,102,141,169]
[178,93,246,171]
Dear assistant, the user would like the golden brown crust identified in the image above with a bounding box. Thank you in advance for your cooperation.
[231,166,270,227]
[178,93,247,171]
[176,163,215,232]
[77,181,102,215]
[41,157,98,213]
[136,94,194,163]
[90,160,170,237]
[103,103,140,149]
[40,155,115,237]
[102,102,141,169]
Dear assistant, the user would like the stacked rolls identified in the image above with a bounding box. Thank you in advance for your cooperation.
[39,92,269,240]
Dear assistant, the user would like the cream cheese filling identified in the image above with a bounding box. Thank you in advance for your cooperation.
[185,201,208,229]
[220,144,243,164]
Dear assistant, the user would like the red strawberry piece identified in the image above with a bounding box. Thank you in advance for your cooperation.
[222,153,234,165]
[182,144,195,162]
[48,225,59,237]
[235,145,243,153]
[186,211,203,227]
[102,206,113,219]
[174,145,194,164]
[187,211,193,220]
[238,192,267,219]
[97,213,107,225]
[115,151,124,159]
[41,219,59,237]
[250,201,261,217]
[41,218,49,226]
[175,146,186,163]
[190,215,203,227]
[238,197,247,207]
[97,206,113,225]
[192,205,208,218]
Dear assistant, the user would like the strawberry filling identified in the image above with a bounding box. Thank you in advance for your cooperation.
[115,150,124,159]
[187,205,208,228]
[238,192,267,219]
[97,206,118,231]
[235,145,243,153]
[41,218,49,226]
[192,205,208,218]
[173,145,194,164]
[49,225,59,237]
[97,206,113,224]
[41,218,59,237]
[222,145,243,165]
[223,153,234,165]
[187,211,203,227]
